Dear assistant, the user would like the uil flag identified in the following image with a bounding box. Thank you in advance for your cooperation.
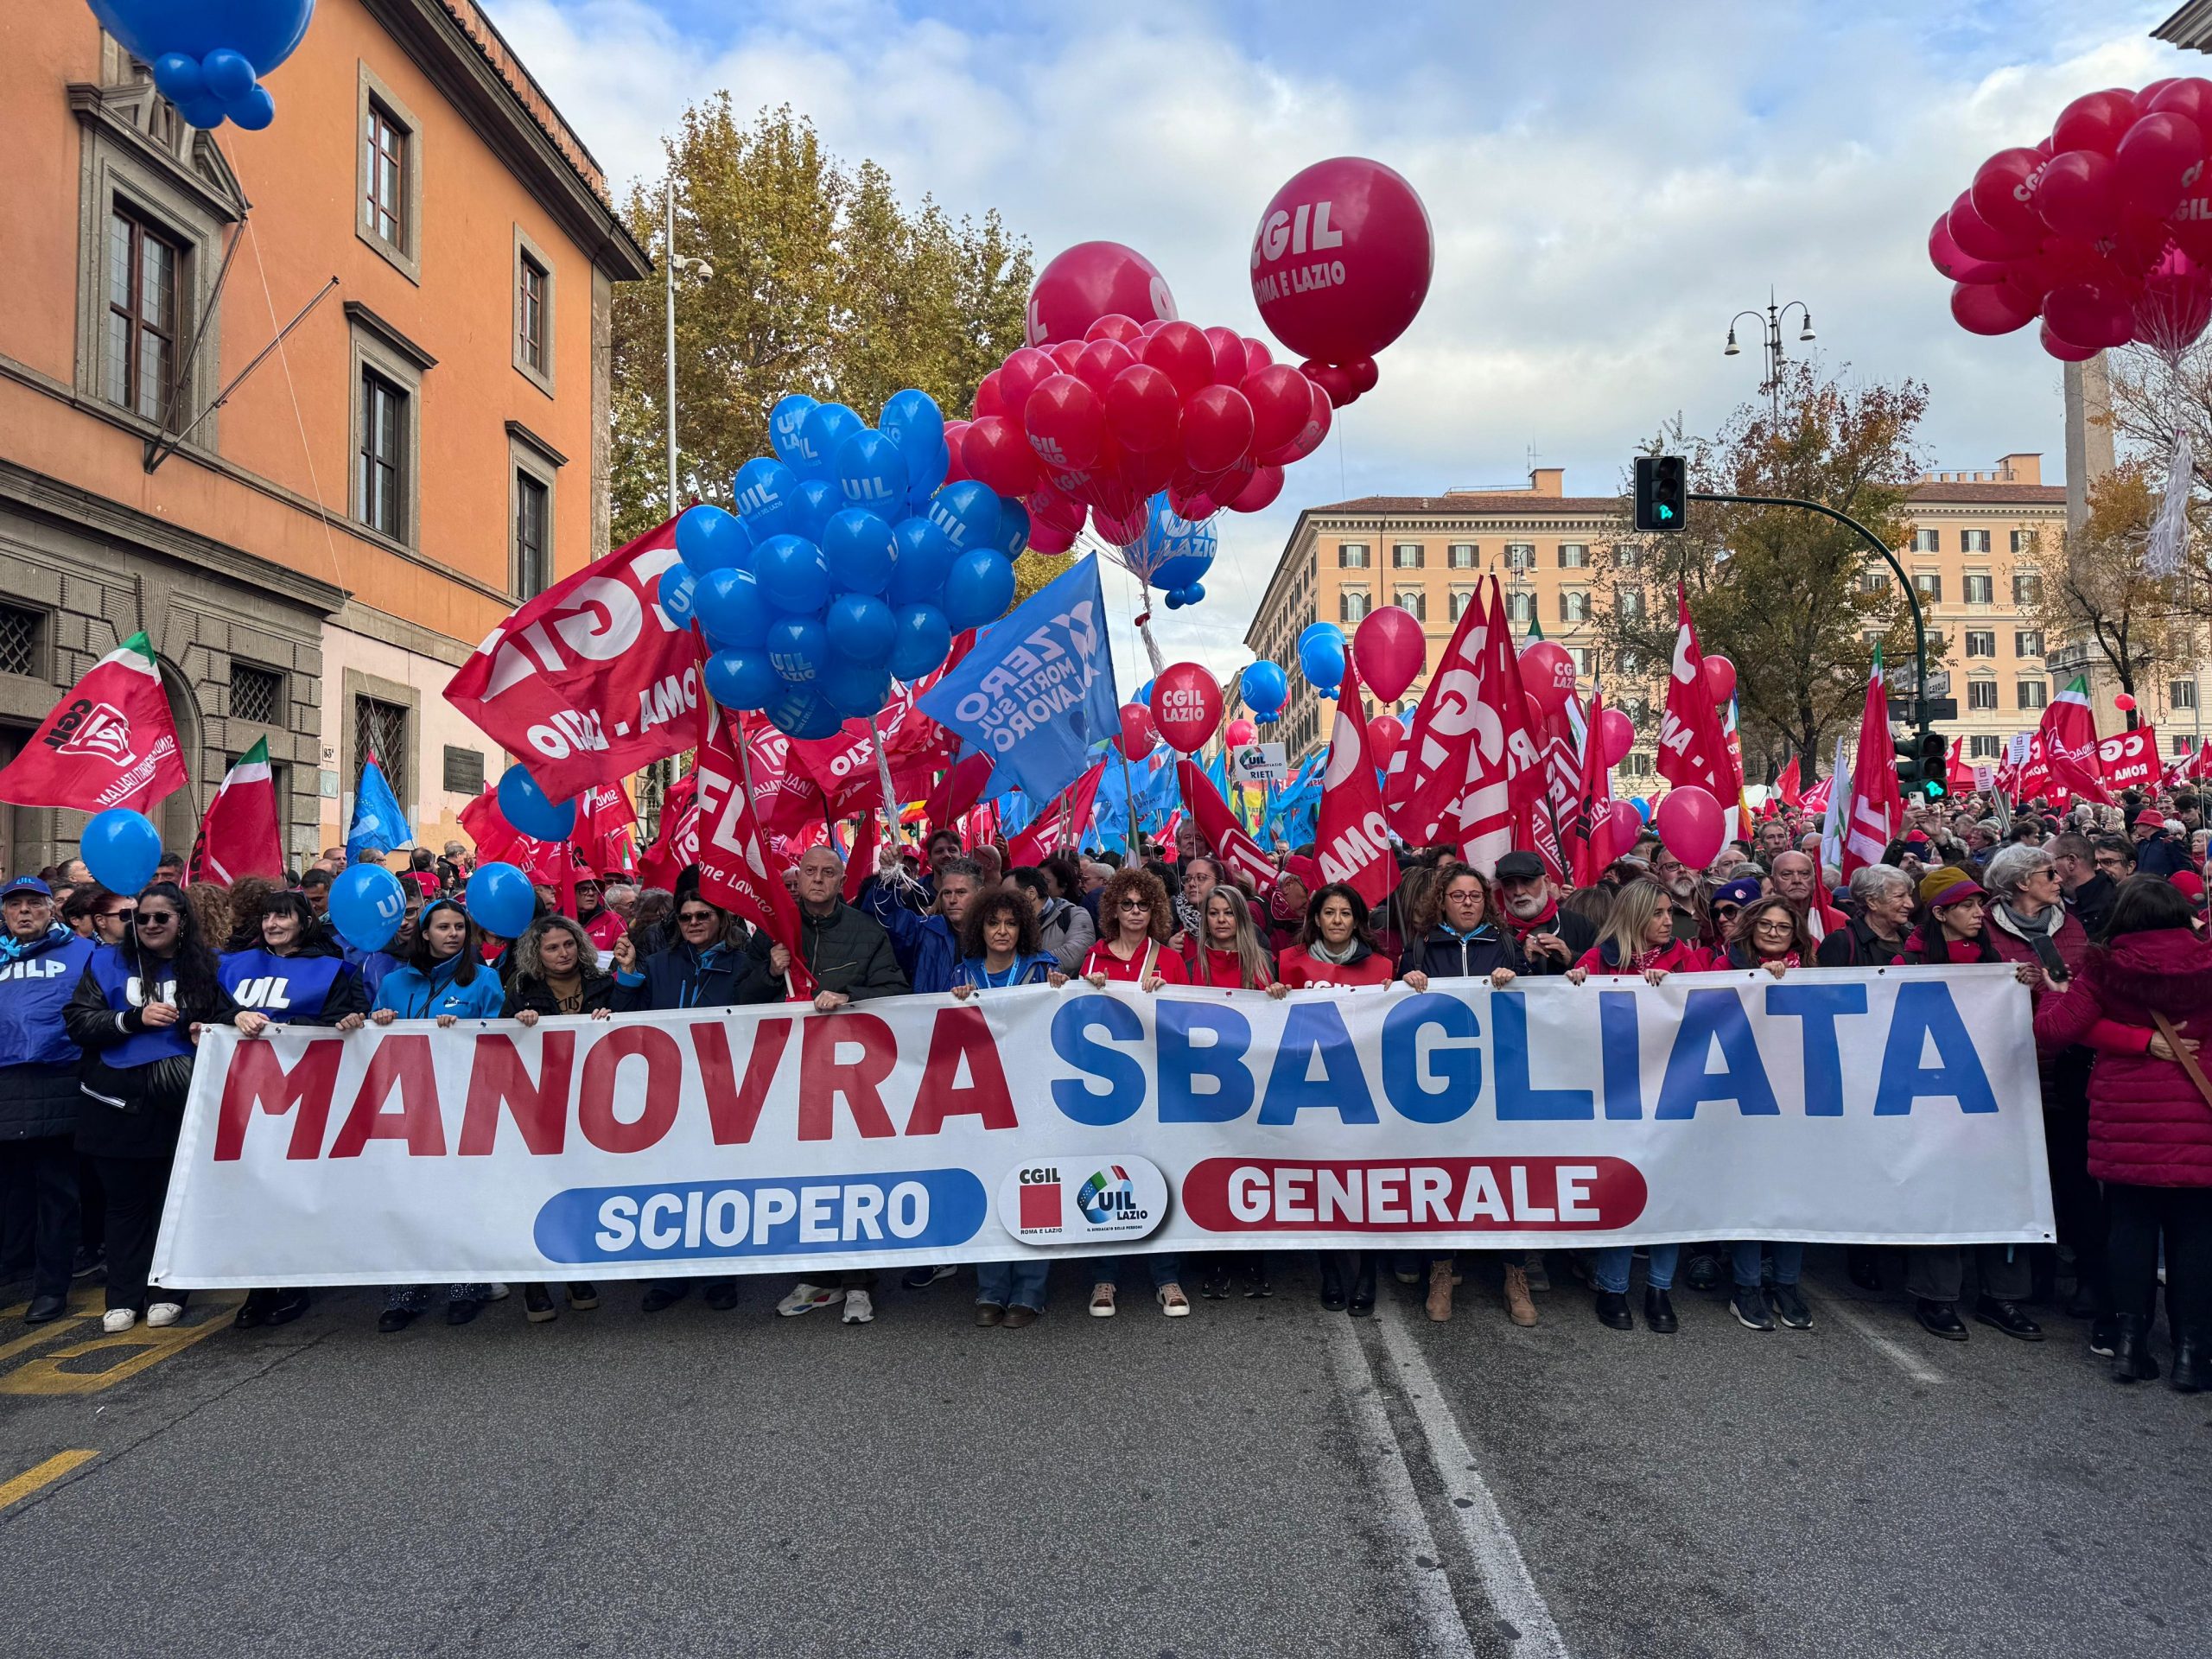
[1313,648,1393,904]
[187,737,284,886]
[346,753,411,861]
[1841,656,1900,877]
[0,630,187,812]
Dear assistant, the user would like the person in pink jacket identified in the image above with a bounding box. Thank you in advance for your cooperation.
[2034,876,2212,1391]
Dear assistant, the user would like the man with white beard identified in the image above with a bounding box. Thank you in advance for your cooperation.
[1491,851,1596,975]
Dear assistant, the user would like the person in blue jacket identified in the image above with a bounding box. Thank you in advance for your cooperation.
[0,875,97,1325]
[367,896,501,1332]
[220,891,367,1330]
[860,850,981,994]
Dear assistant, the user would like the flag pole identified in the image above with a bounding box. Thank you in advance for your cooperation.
[1119,745,1141,863]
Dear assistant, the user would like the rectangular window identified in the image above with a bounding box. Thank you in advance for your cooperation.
[103,209,181,423]
[1969,734,2002,760]
[1620,752,1654,779]
[1395,589,1426,621]
[518,253,547,374]
[0,604,45,678]
[1912,529,1938,553]
[2178,735,2197,756]
[2011,529,2034,553]
[1506,591,1534,626]
[1618,650,1640,677]
[2015,630,2044,658]
[2173,679,2199,710]
[1967,680,1998,710]
[227,661,283,726]
[2018,679,2048,710]
[1615,544,1641,569]
[354,694,408,795]
[1392,543,1423,569]
[1913,572,1942,601]
[2014,573,2042,606]
[1447,543,1476,569]
[442,745,486,796]
[1618,590,1645,621]
[1567,646,1592,673]
[1961,529,1991,553]
[1504,543,1535,571]
[1448,589,1471,621]
[365,101,408,247]
[1559,543,1589,569]
[1339,589,1371,622]
[1560,590,1590,622]
[358,369,406,537]
[1857,568,1888,594]
[1964,574,1993,604]
[514,472,550,599]
[1965,630,1995,658]
[1338,543,1370,569]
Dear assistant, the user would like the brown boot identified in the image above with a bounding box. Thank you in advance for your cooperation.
[1503,1263,1538,1326]
[1425,1259,1454,1322]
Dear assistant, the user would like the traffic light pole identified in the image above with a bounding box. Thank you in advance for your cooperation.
[1687,491,1932,768]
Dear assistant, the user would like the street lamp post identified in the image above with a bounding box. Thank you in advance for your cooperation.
[664,170,715,518]
[1724,291,1816,423]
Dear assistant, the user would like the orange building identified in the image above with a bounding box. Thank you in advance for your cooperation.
[0,2,649,874]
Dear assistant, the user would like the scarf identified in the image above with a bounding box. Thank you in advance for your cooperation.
[1174,895,1205,938]
[1500,899,1559,942]
[1990,900,2062,942]
[0,922,67,963]
[544,971,585,1014]
[1306,935,1358,966]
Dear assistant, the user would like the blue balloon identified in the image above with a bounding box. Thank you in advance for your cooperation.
[1151,546,1215,598]
[835,430,910,515]
[658,567,698,629]
[1183,581,1206,604]
[1631,797,1653,823]
[693,567,769,648]
[887,518,957,607]
[769,394,817,467]
[202,46,254,100]
[764,687,842,740]
[927,480,1003,555]
[880,390,947,492]
[177,95,227,130]
[820,657,893,720]
[766,617,830,686]
[1297,622,1346,696]
[152,52,207,103]
[795,403,864,481]
[905,439,951,505]
[79,808,161,895]
[226,84,275,130]
[825,594,897,667]
[498,765,576,840]
[796,477,840,543]
[995,499,1031,560]
[1127,492,1217,585]
[465,862,536,941]
[328,864,406,953]
[733,457,801,536]
[944,548,1016,632]
[90,1,315,79]
[889,604,953,680]
[1243,660,1289,721]
[821,509,896,595]
[705,646,781,712]
[1135,678,1154,708]
[754,535,832,615]
[676,504,753,577]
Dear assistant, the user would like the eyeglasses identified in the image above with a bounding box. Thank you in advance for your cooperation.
[678,911,717,925]
[1753,918,1796,934]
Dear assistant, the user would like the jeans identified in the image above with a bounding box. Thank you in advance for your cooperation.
[2106,1182,2212,1339]
[1731,1240,1803,1288]
[1590,1243,1678,1294]
[1094,1254,1182,1289]
[976,1259,1048,1311]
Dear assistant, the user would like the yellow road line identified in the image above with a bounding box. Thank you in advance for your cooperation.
[0,1449,99,1510]
[0,1298,241,1397]
[0,1311,100,1369]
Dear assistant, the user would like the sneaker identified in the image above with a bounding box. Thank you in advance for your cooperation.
[1157,1283,1191,1317]
[1524,1255,1551,1293]
[1241,1262,1274,1299]
[566,1282,599,1311]
[1199,1263,1232,1299]
[485,1284,511,1302]
[1391,1265,1421,1287]
[72,1244,105,1279]
[841,1288,874,1324]
[1089,1282,1116,1318]
[975,1302,1006,1327]
[145,1301,183,1328]
[1730,1287,1775,1332]
[264,1290,310,1326]
[900,1263,957,1290]
[234,1291,273,1329]
[524,1284,557,1323]
[101,1308,137,1334]
[2088,1318,2118,1358]
[776,1282,846,1317]
[1684,1250,1723,1293]
[1769,1283,1814,1330]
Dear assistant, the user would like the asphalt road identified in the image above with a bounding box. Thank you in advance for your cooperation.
[2,1250,2207,1659]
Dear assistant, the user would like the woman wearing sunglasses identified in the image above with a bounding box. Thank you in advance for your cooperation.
[1705,875,1763,952]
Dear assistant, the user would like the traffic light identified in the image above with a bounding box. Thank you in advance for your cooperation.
[1894,730,1949,798]
[1634,454,1688,532]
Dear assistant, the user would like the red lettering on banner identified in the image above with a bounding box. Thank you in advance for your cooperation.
[328,1037,447,1158]
[458,1033,575,1156]
[213,1040,341,1161]
[905,1007,1017,1135]
[1179,1156,1647,1231]
[799,1014,898,1141]
[690,1019,793,1144]
[577,1026,681,1154]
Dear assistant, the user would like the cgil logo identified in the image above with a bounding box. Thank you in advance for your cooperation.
[996,1155,1169,1247]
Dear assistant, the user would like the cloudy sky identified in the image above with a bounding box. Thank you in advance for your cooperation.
[493,0,2183,682]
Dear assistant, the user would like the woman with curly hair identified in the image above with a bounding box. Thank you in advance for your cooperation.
[221,874,282,952]
[505,914,617,1023]
[1080,867,1187,990]
[950,889,1059,995]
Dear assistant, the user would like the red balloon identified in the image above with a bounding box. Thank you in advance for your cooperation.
[1242,363,1313,455]
[1522,692,1545,734]
[1354,606,1427,703]
[2037,150,2123,240]
[1150,663,1224,755]
[1599,707,1636,768]
[996,346,1058,416]
[2133,249,2212,353]
[1950,279,2038,336]
[2053,88,2139,159]
[1520,640,1576,715]
[1116,702,1158,762]
[1303,359,1357,406]
[1605,798,1643,849]
[1929,213,2009,283]
[1086,314,1146,346]
[1228,463,1285,513]
[1182,385,1255,473]
[1654,785,1726,871]
[1028,480,1087,535]
[2147,75,2212,129]
[1260,379,1334,467]
[2044,281,2133,349]
[1204,326,1249,387]
[2114,692,2139,713]
[1242,338,1274,373]
[971,370,1006,422]
[1049,340,1086,373]
[961,416,1039,498]
[1073,338,1137,403]
[1024,373,1106,470]
[1225,718,1257,747]
[1344,356,1380,394]
[1116,440,1179,499]
[1027,518,1077,555]
[1092,502,1148,548]
[1139,321,1216,401]
[1700,653,1736,706]
[1972,147,2048,237]
[1948,190,2037,260]
[2115,111,2206,216]
[1103,362,1182,453]
[1027,242,1177,347]
[2038,319,2101,362]
[1367,715,1404,767]
[941,419,973,483]
[1251,156,1433,364]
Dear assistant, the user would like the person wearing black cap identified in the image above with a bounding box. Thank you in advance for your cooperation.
[1491,850,1596,975]
[0,876,97,1324]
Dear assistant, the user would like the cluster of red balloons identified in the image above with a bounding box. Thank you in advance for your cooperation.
[1937,81,2212,359]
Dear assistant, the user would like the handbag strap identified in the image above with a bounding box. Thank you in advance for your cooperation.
[2151,1010,2212,1112]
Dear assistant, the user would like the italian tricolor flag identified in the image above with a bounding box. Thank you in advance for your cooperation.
[2038,675,2113,806]
[187,737,287,886]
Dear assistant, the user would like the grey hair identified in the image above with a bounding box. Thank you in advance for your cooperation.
[935,857,983,888]
[1981,842,2053,899]
[1848,864,1914,907]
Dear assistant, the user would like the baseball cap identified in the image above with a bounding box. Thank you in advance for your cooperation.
[0,874,53,900]
[1493,850,1546,881]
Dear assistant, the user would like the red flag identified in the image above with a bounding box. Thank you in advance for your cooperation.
[2097,726,2160,791]
[1313,649,1393,904]
[1568,682,1621,887]
[1947,738,1976,793]
[740,716,829,841]
[1007,761,1107,868]
[1480,582,1560,880]
[1841,662,1901,877]
[1801,769,1834,815]
[925,753,994,832]
[575,783,639,878]
[1382,582,1489,844]
[2039,677,2111,804]
[792,682,958,818]
[1656,586,1735,803]
[187,737,284,886]
[693,707,817,999]
[444,519,703,800]
[458,787,569,885]
[636,772,697,891]
[842,812,880,902]
[0,630,188,812]
[1177,759,1278,891]
[1775,754,1802,810]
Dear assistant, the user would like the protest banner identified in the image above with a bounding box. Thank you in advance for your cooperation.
[156,966,2051,1287]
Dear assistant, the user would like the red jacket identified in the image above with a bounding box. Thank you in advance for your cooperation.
[1572,938,1711,976]
[1276,943,1395,988]
[2033,928,2212,1188]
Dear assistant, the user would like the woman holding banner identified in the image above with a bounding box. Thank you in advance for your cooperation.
[1274,884,1395,991]
[1180,887,1279,1301]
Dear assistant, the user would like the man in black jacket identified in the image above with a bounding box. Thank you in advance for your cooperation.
[1491,851,1597,975]
[762,846,909,1008]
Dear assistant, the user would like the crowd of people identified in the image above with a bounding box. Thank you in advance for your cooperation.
[0,788,2205,1393]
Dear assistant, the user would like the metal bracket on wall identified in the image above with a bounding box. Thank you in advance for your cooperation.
[143,275,341,475]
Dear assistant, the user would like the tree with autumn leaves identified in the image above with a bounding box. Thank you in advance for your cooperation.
[2021,461,2193,719]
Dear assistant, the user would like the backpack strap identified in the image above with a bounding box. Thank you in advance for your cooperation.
[2152,1011,2212,1114]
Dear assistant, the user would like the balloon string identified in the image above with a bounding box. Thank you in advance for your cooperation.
[1136,579,1167,678]
[868,709,906,855]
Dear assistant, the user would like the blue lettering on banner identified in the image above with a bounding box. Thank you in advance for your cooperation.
[1379,994,1480,1124]
[1656,989,1781,1119]
[1491,993,1593,1122]
[1765,982,1866,1118]
[1158,1001,1255,1123]
[1874,982,1999,1116]
[1599,992,1643,1120]
[1050,995,1146,1126]
[534,1168,987,1263]
[1259,1001,1378,1125]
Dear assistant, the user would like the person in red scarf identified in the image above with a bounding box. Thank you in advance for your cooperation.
[1719,897,1810,974]
[1900,868,1999,969]
[1565,880,1711,984]
[1262,855,1320,956]
[1274,884,1395,990]
[1492,850,1597,975]
[1181,887,1276,992]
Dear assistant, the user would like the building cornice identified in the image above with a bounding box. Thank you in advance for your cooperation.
[343,301,439,372]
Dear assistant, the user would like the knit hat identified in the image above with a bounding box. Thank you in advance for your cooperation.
[1918,866,1983,909]
[1711,876,1764,908]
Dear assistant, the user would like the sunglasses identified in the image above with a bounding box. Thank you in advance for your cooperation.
[138,911,178,926]
[678,910,718,925]
[101,907,137,923]
[1118,899,1152,912]
[1713,903,1742,918]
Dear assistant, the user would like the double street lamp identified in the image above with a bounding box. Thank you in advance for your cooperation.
[1725,292,1815,423]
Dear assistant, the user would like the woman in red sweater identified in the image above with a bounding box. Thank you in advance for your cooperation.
[1180,885,1277,1300]
[1273,883,1396,991]
[2035,876,2212,1389]
[1565,878,1710,984]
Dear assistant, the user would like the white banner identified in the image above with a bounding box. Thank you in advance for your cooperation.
[155,967,2052,1287]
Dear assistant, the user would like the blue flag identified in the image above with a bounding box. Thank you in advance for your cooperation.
[916,556,1120,806]
[346,753,411,861]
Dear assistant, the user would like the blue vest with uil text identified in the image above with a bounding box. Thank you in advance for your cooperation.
[219,949,350,1019]
[85,945,194,1068]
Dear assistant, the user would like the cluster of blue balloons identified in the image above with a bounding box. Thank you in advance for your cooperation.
[660,390,1027,741]
[1243,660,1288,725]
[91,0,315,132]
[1297,623,1345,701]
[1129,495,1217,610]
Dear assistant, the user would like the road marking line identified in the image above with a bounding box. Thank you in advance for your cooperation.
[0,1312,101,1370]
[0,1450,99,1510]
[0,1297,241,1396]
[1323,1314,1481,1659]
[1813,1292,1945,1385]
[1374,1309,1572,1659]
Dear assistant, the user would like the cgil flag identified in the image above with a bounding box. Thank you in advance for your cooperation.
[2040,675,2113,805]
[1313,647,1393,904]
[0,630,188,813]
[187,737,285,887]
[1840,653,1897,878]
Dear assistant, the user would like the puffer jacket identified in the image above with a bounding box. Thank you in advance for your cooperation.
[1400,923,1520,982]
[0,925,96,1140]
[2033,927,2212,1188]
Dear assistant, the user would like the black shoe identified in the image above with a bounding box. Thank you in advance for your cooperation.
[70,1245,104,1280]
[1348,1256,1377,1317]
[640,1282,688,1313]
[1769,1283,1814,1330]
[1973,1295,2044,1341]
[1643,1287,1677,1333]
[2111,1316,2159,1382]
[264,1290,310,1327]
[1593,1290,1633,1330]
[1241,1262,1273,1299]
[446,1297,483,1326]
[1319,1259,1347,1313]
[1915,1299,1968,1341]
[566,1282,599,1311]
[1199,1264,1231,1300]
[2088,1318,2117,1358]
[378,1308,417,1333]
[523,1284,556,1323]
[2171,1339,2207,1393]
[2063,1281,2101,1319]
[1683,1250,1722,1293]
[1847,1246,1884,1293]
[233,1290,272,1329]
[25,1293,67,1325]
[1731,1287,1776,1332]
[704,1280,740,1312]
[900,1263,957,1291]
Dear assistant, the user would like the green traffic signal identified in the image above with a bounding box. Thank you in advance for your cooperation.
[1634,455,1688,532]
